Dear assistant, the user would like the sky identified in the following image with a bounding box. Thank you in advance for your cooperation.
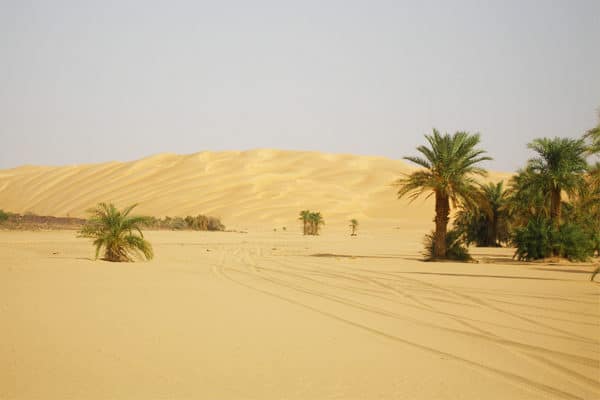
[1,0,599,171]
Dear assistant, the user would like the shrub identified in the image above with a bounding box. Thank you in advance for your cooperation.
[79,203,153,262]
[424,229,472,261]
[556,222,595,262]
[145,214,225,231]
[170,217,187,230]
[513,217,594,261]
[206,216,225,231]
[512,217,556,261]
[0,209,8,223]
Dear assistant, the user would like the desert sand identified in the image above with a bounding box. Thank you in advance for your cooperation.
[1,229,599,399]
[1,150,598,399]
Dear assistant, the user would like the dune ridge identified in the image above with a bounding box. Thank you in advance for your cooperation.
[0,149,510,228]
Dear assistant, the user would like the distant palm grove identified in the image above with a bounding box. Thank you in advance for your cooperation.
[299,210,325,235]
[398,112,600,267]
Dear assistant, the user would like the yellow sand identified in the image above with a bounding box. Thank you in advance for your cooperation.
[1,150,598,399]
[1,229,598,399]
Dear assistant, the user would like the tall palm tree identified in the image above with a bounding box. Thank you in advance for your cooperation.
[396,129,491,258]
[525,137,588,226]
[349,219,359,236]
[299,210,311,235]
[79,202,154,262]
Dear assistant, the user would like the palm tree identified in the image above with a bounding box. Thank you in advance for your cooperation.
[573,162,600,257]
[506,168,551,226]
[455,181,510,247]
[525,137,588,227]
[309,212,324,235]
[396,129,491,259]
[79,202,154,262]
[349,219,359,236]
[299,210,311,235]
[478,182,510,246]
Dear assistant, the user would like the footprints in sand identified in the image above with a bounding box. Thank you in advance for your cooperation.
[209,245,600,400]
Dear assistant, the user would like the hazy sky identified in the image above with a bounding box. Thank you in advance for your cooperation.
[1,0,599,171]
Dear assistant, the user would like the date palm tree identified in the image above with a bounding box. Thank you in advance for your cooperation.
[478,181,510,246]
[525,137,588,227]
[349,219,358,236]
[299,210,311,235]
[506,168,550,226]
[309,212,324,235]
[396,129,491,259]
[79,202,154,262]
[455,181,510,247]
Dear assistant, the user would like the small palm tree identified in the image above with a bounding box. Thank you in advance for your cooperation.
[455,181,510,247]
[525,137,588,226]
[349,219,358,236]
[309,212,324,235]
[396,129,491,259]
[299,210,311,235]
[478,182,510,246]
[79,202,154,262]
[506,168,551,225]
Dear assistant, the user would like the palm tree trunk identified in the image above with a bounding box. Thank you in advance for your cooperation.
[434,193,450,258]
[487,215,498,247]
[550,188,561,227]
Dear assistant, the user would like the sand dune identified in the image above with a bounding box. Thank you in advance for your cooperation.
[0,149,510,229]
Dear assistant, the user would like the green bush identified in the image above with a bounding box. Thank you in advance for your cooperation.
[183,215,225,231]
[513,217,594,261]
[0,209,8,223]
[170,217,187,230]
[423,229,472,261]
[512,217,556,261]
[556,222,595,262]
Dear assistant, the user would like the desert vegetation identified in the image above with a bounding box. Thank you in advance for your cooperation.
[147,214,225,231]
[0,209,225,232]
[0,209,8,223]
[508,136,597,261]
[298,210,325,235]
[349,219,358,236]
[396,129,491,260]
[0,210,86,230]
[79,202,154,262]
[399,121,600,267]
[454,182,511,247]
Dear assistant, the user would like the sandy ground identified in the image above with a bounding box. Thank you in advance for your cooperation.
[1,228,599,400]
